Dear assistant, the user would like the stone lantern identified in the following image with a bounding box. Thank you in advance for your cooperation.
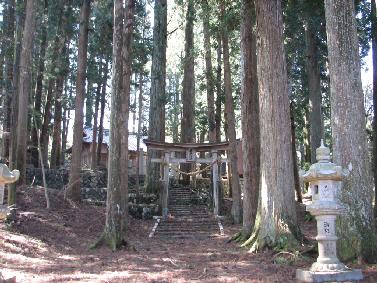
[0,164,20,220]
[296,141,363,282]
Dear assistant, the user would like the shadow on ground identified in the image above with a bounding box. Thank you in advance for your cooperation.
[0,186,376,283]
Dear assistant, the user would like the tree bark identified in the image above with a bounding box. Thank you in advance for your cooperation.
[290,103,302,203]
[325,0,377,262]
[97,60,109,166]
[2,0,15,162]
[202,0,216,143]
[304,6,323,163]
[30,0,48,168]
[50,75,64,168]
[371,0,377,219]
[61,88,70,166]
[220,2,241,224]
[247,0,300,251]
[100,0,135,250]
[9,0,24,194]
[303,108,311,163]
[91,63,103,170]
[7,0,24,205]
[15,0,37,187]
[85,79,94,128]
[215,35,222,143]
[146,0,167,193]
[67,0,91,202]
[135,72,144,190]
[180,0,196,183]
[40,79,54,167]
[51,4,71,169]
[39,2,65,168]
[240,0,259,237]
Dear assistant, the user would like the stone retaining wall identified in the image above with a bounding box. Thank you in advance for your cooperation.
[26,168,144,189]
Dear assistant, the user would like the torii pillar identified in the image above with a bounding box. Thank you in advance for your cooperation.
[162,151,170,218]
[212,150,220,216]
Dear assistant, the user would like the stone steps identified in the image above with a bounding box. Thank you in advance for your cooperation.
[153,186,221,239]
[160,221,218,226]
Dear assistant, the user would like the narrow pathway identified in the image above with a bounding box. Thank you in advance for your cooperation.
[151,185,223,239]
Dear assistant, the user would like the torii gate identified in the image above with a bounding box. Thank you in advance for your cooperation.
[143,140,229,218]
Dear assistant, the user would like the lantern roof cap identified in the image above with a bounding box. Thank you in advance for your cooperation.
[303,141,347,182]
[316,140,331,163]
[0,164,19,184]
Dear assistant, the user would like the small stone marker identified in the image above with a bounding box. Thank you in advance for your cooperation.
[0,164,20,219]
[296,141,363,282]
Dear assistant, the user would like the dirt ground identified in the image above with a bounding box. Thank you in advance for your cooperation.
[1,186,377,283]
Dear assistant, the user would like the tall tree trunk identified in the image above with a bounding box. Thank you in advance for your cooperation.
[30,0,48,168]
[304,7,323,163]
[9,0,25,179]
[61,92,70,166]
[14,0,37,189]
[51,4,71,169]
[221,2,241,224]
[240,0,259,237]
[303,108,311,163]
[325,0,377,262]
[0,54,3,119]
[97,60,109,166]
[247,0,300,251]
[371,0,377,219]
[290,103,302,203]
[202,0,216,143]
[50,74,64,168]
[85,79,93,127]
[146,0,167,193]
[40,79,54,167]
[99,0,135,250]
[67,0,91,202]
[215,35,222,143]
[2,0,15,161]
[136,72,144,190]
[38,1,64,168]
[91,63,103,169]
[61,49,71,166]
[170,73,180,143]
[8,3,22,202]
[180,0,196,183]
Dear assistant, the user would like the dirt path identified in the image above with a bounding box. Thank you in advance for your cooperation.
[0,187,376,283]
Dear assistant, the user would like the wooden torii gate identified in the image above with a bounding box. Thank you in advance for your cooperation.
[144,140,229,218]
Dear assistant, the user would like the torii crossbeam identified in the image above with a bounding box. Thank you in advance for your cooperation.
[144,140,229,218]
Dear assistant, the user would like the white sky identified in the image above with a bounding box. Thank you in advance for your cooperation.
[362,50,373,88]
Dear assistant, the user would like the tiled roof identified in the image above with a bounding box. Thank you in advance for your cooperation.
[83,127,147,152]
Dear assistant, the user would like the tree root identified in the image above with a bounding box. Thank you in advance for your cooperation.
[90,233,105,250]
[241,227,259,249]
[90,233,129,251]
[228,231,252,244]
[227,232,241,243]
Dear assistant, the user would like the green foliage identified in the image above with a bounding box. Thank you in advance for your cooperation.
[355,0,371,62]
[272,251,304,265]
[274,235,290,251]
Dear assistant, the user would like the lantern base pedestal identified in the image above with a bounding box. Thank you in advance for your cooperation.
[296,268,363,282]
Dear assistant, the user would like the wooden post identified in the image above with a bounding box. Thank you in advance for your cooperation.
[212,150,219,216]
[162,151,170,218]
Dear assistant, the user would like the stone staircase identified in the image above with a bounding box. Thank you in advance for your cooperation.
[153,186,222,239]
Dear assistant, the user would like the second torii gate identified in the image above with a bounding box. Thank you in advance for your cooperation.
[144,140,229,218]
